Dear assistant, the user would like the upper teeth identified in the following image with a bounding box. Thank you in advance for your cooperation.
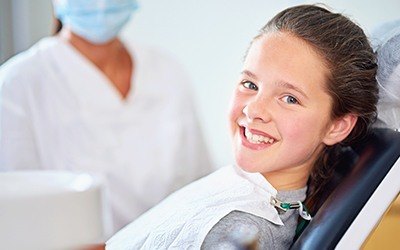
[245,128,275,144]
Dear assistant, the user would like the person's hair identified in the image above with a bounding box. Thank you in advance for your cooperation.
[53,18,63,35]
[255,4,379,213]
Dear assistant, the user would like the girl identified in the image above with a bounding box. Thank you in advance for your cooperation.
[106,4,378,249]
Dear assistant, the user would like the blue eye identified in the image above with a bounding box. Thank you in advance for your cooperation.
[242,81,258,91]
[282,95,299,104]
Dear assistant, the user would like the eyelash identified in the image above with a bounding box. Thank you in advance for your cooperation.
[281,95,299,105]
[240,80,300,105]
[241,81,258,91]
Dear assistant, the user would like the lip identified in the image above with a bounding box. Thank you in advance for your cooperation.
[239,126,276,150]
[247,128,277,140]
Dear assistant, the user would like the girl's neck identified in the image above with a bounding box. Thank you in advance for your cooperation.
[263,165,311,191]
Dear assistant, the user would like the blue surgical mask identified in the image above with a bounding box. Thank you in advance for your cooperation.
[53,0,139,44]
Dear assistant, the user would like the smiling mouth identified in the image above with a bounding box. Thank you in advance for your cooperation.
[242,126,276,145]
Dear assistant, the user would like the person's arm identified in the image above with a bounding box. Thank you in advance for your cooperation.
[82,243,105,250]
[0,73,41,171]
[201,211,274,249]
[181,102,214,178]
[161,52,215,188]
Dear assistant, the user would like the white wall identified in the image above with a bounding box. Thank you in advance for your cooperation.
[3,0,400,167]
[0,0,13,63]
[0,0,52,64]
[11,0,53,53]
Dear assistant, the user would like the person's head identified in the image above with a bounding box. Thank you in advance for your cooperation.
[52,0,138,44]
[229,4,378,202]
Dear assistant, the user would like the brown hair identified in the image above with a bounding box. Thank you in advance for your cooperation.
[53,18,63,35]
[256,5,379,213]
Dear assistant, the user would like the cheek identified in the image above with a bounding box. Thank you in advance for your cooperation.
[282,120,303,142]
[279,113,323,141]
[228,92,244,125]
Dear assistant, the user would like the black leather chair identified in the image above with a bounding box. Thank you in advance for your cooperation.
[291,128,400,249]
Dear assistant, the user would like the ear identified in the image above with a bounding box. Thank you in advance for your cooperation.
[323,114,358,146]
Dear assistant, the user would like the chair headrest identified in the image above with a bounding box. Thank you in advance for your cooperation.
[372,20,400,129]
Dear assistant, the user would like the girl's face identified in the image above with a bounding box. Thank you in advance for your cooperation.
[229,32,336,190]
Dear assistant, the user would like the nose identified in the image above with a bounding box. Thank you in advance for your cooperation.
[242,97,272,123]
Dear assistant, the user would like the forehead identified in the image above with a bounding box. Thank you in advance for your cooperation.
[244,32,330,94]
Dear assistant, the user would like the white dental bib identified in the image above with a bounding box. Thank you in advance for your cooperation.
[106,165,283,249]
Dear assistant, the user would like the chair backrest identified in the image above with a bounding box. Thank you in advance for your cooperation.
[291,128,400,249]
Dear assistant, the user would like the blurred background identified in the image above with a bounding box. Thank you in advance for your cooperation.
[1,0,400,167]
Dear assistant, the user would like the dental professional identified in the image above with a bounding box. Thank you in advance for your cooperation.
[0,0,212,233]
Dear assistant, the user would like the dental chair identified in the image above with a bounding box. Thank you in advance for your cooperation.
[290,128,400,249]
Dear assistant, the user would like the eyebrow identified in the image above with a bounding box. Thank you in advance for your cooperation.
[275,81,309,99]
[241,70,309,99]
[241,70,258,81]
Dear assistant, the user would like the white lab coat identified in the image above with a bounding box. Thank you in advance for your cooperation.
[0,36,213,232]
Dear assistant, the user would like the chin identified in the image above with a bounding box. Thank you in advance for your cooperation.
[235,156,261,173]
